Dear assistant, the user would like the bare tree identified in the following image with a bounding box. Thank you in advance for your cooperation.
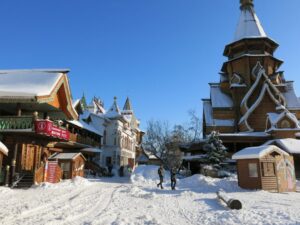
[142,110,202,169]
[187,109,202,142]
[142,120,171,163]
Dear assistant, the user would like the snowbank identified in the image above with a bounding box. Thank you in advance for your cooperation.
[34,176,92,189]
[1,165,300,224]
[131,165,241,193]
[131,165,170,184]
[178,174,241,193]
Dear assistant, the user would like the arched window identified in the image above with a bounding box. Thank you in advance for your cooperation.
[280,119,291,129]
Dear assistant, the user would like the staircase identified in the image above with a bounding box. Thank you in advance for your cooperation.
[85,161,108,177]
[12,172,34,189]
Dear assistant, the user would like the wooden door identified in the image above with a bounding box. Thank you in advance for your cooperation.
[260,161,278,191]
[21,144,41,172]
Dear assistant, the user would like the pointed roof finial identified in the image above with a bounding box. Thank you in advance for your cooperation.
[234,0,267,41]
[240,0,254,10]
[123,97,133,111]
[105,96,121,118]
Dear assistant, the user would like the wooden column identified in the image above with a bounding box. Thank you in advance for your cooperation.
[10,143,18,183]
[5,165,10,186]
[16,103,22,117]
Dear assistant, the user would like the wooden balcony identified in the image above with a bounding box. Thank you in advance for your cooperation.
[69,133,100,148]
[0,116,70,141]
[0,116,33,130]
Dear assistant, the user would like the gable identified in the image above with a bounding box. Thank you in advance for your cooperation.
[37,74,78,120]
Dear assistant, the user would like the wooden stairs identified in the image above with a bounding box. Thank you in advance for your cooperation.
[11,172,34,189]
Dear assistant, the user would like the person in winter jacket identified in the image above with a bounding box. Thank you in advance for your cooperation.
[157,165,164,189]
[170,167,177,190]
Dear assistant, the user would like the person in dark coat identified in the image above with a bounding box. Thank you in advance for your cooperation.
[119,165,124,177]
[157,165,164,189]
[107,163,113,175]
[170,167,177,190]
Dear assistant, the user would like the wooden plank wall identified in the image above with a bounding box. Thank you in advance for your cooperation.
[260,155,278,191]
[237,159,261,189]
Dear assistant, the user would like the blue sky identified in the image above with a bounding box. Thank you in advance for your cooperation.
[0,0,299,129]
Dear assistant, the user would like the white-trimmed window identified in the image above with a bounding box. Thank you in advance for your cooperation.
[248,163,258,178]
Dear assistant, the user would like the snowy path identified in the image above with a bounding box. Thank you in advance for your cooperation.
[1,166,300,225]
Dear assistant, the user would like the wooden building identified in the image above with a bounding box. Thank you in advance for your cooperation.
[136,149,161,166]
[232,145,296,192]
[0,69,102,187]
[202,0,300,152]
[180,141,207,174]
[49,153,86,179]
[265,138,300,178]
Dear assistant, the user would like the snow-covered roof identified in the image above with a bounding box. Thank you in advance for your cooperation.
[234,4,267,41]
[105,97,121,118]
[80,110,91,120]
[282,82,300,110]
[219,132,270,137]
[49,152,86,160]
[143,150,159,160]
[232,145,288,160]
[203,101,234,127]
[80,148,102,153]
[68,119,102,136]
[230,83,247,88]
[72,99,80,109]
[267,111,300,129]
[0,70,65,98]
[0,141,9,156]
[88,113,106,135]
[182,154,207,161]
[210,84,233,108]
[267,139,300,154]
[219,73,229,83]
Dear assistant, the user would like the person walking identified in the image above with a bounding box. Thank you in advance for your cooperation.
[157,165,164,189]
[107,163,113,175]
[170,167,177,190]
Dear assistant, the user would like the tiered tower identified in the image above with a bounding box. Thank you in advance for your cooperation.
[202,0,300,151]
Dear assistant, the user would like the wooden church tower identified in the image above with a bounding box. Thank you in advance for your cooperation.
[202,0,300,151]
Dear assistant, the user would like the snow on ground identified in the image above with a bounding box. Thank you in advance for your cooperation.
[1,165,300,225]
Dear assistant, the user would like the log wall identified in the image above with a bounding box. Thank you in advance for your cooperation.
[237,159,261,189]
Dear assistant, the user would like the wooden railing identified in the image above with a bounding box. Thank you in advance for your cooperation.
[0,116,33,130]
[34,165,45,184]
[69,133,100,148]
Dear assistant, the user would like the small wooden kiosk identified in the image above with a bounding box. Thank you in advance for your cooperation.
[49,153,86,179]
[232,145,296,192]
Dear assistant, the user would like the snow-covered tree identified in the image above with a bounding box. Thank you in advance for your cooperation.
[203,131,227,166]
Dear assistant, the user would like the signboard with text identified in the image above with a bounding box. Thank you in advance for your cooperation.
[45,161,59,183]
[35,120,70,140]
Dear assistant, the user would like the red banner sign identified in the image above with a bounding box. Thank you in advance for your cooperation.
[35,120,70,140]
